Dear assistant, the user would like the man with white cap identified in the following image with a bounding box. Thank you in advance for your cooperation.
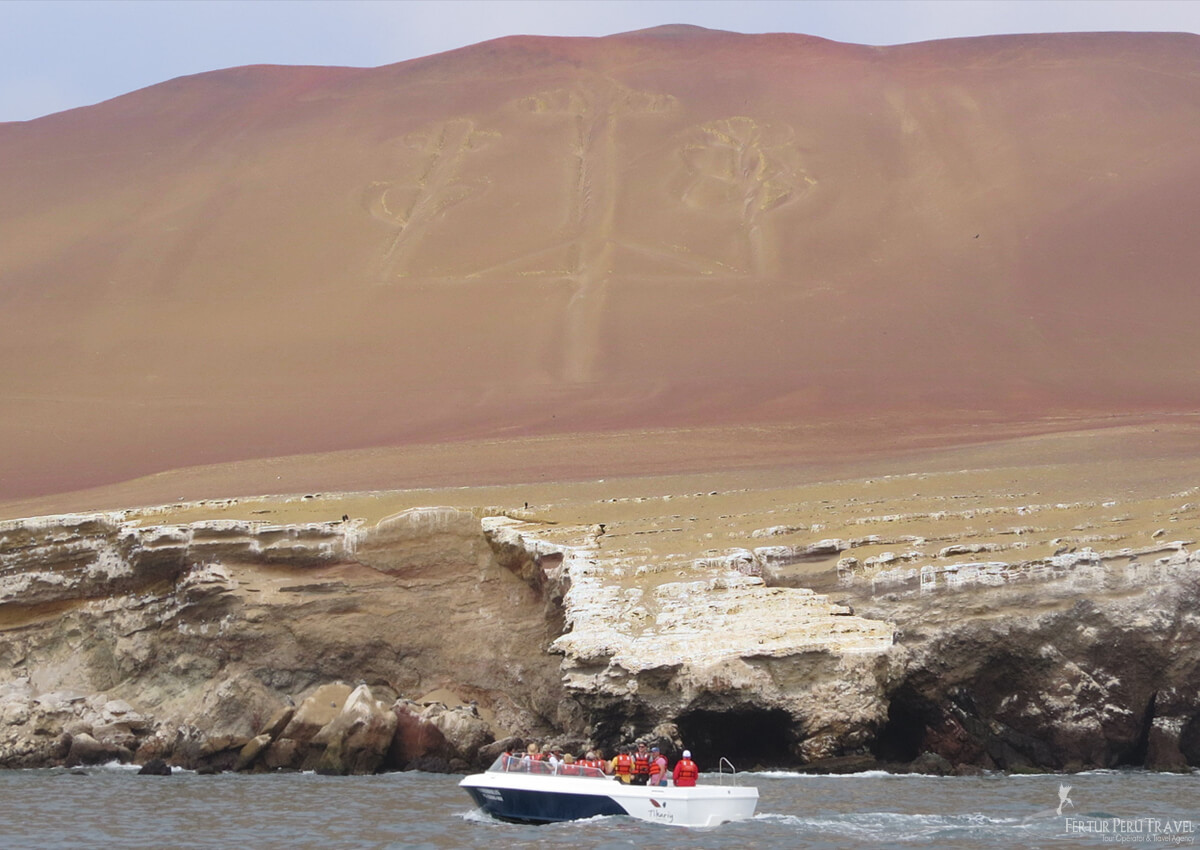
[673,749,699,787]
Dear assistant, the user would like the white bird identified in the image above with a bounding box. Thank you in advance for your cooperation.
[1057,784,1074,815]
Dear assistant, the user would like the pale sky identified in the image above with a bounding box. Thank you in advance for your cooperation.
[1,0,1198,123]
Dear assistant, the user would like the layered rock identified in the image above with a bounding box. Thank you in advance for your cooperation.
[0,504,563,771]
[2,476,1199,774]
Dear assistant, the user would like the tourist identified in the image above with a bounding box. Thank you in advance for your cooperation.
[672,750,699,787]
[648,746,669,786]
[631,742,651,785]
[612,746,634,783]
[525,742,546,773]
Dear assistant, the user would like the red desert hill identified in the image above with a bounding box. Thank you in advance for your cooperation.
[1,27,1198,500]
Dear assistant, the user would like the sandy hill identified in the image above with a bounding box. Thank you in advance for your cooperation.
[1,26,1199,504]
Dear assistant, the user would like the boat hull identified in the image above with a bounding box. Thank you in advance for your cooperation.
[459,771,758,827]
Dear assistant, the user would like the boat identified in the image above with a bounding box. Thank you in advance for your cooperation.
[459,753,758,827]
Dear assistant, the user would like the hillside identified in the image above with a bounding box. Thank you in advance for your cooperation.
[2,27,1199,502]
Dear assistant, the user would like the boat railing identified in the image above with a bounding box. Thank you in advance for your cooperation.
[487,753,609,779]
[716,756,740,786]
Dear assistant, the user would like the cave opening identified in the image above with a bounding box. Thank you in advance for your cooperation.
[871,689,932,763]
[675,707,794,769]
[1118,690,1157,767]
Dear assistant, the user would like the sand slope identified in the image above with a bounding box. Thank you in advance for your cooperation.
[2,27,1199,501]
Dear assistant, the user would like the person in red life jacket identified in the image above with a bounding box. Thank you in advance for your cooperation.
[612,747,634,783]
[631,742,652,785]
[673,750,699,787]
[648,747,669,786]
[525,743,547,773]
[561,753,580,775]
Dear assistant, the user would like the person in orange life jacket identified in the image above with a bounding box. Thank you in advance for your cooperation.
[672,750,699,787]
[631,742,652,785]
[648,747,669,786]
[612,747,634,783]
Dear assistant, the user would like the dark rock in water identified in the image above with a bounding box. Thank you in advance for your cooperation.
[314,767,343,776]
[138,758,172,775]
[196,765,221,775]
[909,751,954,776]
[793,755,880,774]
[405,755,452,773]
[69,769,89,776]
[66,732,132,767]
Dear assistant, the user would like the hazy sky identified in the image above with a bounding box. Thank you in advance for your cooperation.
[2,0,1198,122]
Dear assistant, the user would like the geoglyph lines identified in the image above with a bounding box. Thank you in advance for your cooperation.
[366,118,497,281]
[363,82,815,286]
[676,117,814,277]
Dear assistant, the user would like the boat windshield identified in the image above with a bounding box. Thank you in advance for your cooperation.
[486,753,609,779]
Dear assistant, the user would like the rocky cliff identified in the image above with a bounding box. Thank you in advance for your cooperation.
[0,505,565,771]
[3,447,1198,774]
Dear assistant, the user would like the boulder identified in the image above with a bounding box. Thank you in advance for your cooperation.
[308,685,398,775]
[477,736,524,767]
[262,737,301,770]
[138,758,172,775]
[390,702,450,768]
[426,703,492,761]
[234,733,273,772]
[258,705,294,740]
[910,751,954,776]
[67,732,131,766]
[279,683,353,744]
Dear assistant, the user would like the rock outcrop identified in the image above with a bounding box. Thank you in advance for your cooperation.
[2,477,1199,774]
[0,504,564,771]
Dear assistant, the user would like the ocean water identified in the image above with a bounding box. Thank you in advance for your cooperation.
[0,766,1195,849]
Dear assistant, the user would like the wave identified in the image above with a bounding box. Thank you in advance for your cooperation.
[750,769,936,779]
[753,810,1042,841]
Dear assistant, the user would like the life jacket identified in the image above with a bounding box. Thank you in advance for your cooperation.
[675,758,699,785]
[632,753,651,775]
[614,753,633,775]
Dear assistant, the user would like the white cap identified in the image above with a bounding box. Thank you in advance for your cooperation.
[682,750,691,758]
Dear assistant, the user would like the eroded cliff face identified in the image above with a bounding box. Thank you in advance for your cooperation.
[2,463,1199,774]
[0,506,567,770]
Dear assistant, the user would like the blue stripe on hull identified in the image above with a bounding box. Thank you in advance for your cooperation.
[465,785,629,824]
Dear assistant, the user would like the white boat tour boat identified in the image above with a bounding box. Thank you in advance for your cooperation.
[460,753,758,827]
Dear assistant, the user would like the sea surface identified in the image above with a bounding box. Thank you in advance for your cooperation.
[0,766,1195,849]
